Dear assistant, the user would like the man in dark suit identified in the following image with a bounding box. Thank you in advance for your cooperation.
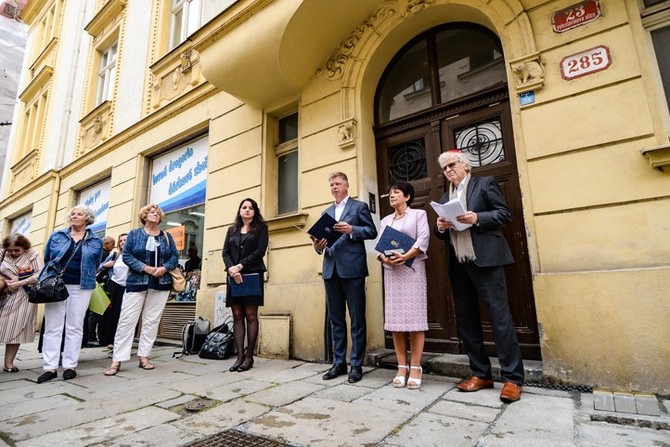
[312,172,377,383]
[435,151,524,403]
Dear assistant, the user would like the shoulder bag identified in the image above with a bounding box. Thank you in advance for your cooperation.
[0,250,7,302]
[162,231,186,293]
[29,240,81,304]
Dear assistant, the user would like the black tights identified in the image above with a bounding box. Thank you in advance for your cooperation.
[231,304,258,366]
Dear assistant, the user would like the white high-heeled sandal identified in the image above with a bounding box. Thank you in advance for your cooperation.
[408,365,422,390]
[392,364,409,388]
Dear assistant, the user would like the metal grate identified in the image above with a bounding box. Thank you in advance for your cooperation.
[185,430,291,447]
[524,381,593,393]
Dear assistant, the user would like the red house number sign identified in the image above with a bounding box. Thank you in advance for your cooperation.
[560,46,611,80]
[552,0,601,33]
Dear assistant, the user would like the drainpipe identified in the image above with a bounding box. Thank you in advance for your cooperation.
[56,2,88,169]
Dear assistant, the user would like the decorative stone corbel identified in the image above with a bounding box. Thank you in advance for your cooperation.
[509,53,545,94]
[641,142,670,171]
[337,118,357,149]
[180,50,193,73]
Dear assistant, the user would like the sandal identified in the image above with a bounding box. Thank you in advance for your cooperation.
[104,362,121,376]
[107,350,113,359]
[138,358,155,370]
[407,365,422,390]
[392,364,409,388]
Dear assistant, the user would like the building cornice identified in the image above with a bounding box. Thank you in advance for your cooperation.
[84,0,128,36]
[19,65,53,101]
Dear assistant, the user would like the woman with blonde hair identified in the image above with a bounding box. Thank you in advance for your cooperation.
[0,233,42,372]
[38,205,103,383]
[105,204,178,375]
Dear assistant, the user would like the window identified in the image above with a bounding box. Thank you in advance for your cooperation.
[169,0,202,50]
[95,41,117,106]
[642,2,670,123]
[276,113,298,215]
[376,24,506,124]
[17,91,48,160]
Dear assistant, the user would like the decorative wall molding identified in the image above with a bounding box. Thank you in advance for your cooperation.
[9,150,39,194]
[78,101,112,155]
[150,47,204,110]
[337,118,358,148]
[508,53,545,94]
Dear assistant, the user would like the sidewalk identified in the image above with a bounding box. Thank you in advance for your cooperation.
[1,340,668,447]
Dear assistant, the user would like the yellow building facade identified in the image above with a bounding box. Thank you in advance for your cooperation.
[2,0,669,394]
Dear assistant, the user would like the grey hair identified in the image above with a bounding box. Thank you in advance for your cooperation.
[69,205,96,225]
[438,151,471,172]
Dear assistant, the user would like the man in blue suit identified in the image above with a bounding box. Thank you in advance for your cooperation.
[312,172,377,383]
[435,151,524,403]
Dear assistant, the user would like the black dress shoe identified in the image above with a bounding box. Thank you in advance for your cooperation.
[322,363,347,380]
[348,366,363,383]
[63,369,77,380]
[37,371,57,384]
[229,360,243,372]
[237,358,254,372]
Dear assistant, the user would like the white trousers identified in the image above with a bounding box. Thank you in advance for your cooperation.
[113,289,169,362]
[42,285,93,370]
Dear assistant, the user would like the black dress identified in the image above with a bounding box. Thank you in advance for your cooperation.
[222,225,268,307]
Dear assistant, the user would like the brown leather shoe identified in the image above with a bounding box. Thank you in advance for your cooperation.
[500,382,522,403]
[456,376,494,392]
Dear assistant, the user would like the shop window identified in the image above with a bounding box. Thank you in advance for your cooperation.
[150,135,208,301]
[276,113,298,215]
[78,178,112,238]
[10,212,32,236]
[95,41,117,106]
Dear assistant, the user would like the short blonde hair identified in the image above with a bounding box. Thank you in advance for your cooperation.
[138,203,165,225]
[328,171,349,183]
[69,205,96,225]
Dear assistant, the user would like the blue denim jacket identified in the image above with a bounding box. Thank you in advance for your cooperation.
[123,228,179,288]
[38,228,103,290]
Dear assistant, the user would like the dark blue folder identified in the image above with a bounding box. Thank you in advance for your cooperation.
[307,213,342,247]
[228,273,262,297]
[374,225,416,267]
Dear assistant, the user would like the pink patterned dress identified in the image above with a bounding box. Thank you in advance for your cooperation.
[378,208,430,332]
[0,248,41,344]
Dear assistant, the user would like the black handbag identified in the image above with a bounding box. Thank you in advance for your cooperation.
[198,319,234,360]
[29,240,81,304]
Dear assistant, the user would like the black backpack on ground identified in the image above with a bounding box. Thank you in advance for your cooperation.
[199,317,234,360]
[173,317,210,358]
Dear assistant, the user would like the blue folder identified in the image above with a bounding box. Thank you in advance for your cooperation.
[307,213,342,247]
[374,225,416,267]
[228,273,262,297]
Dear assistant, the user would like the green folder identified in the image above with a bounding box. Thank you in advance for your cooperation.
[89,283,111,315]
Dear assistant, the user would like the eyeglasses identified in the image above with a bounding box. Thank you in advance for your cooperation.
[442,161,459,171]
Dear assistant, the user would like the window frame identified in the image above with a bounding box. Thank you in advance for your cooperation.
[169,0,202,50]
[95,40,118,106]
[641,1,670,133]
[274,112,299,216]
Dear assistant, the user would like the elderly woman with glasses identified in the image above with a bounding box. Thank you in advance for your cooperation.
[37,205,103,383]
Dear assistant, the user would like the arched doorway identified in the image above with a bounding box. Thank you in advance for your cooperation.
[374,23,540,359]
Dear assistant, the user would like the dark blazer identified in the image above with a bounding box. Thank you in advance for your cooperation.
[435,176,514,268]
[321,198,377,279]
[222,224,269,273]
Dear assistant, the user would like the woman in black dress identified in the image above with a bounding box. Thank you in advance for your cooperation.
[222,198,268,372]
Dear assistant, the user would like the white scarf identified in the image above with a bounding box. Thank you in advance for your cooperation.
[449,173,476,263]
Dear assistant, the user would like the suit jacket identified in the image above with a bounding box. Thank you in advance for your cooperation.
[321,198,377,280]
[435,176,514,268]
[222,224,269,273]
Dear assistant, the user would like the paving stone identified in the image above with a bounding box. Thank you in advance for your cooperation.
[245,380,326,407]
[353,377,446,413]
[443,384,504,409]
[614,392,638,414]
[577,420,670,446]
[313,383,375,402]
[383,412,489,447]
[0,394,80,421]
[483,392,575,446]
[172,399,270,436]
[157,394,200,409]
[593,390,615,412]
[428,399,501,423]
[101,421,203,447]
[244,396,413,447]
[635,394,661,416]
[13,406,180,447]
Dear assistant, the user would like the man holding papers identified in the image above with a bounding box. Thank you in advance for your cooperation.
[312,172,377,383]
[434,150,524,403]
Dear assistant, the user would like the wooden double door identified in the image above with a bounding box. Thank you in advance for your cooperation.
[375,88,540,359]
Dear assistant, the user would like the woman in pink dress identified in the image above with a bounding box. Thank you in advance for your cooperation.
[376,180,430,389]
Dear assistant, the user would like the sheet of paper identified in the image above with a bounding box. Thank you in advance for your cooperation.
[430,199,472,231]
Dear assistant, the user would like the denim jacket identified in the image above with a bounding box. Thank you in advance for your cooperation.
[38,228,103,290]
[123,228,179,288]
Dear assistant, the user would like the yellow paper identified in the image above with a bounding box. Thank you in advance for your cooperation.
[89,283,111,315]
